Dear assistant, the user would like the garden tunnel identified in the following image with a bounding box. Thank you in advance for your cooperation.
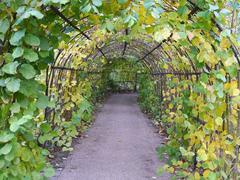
[0,0,240,179]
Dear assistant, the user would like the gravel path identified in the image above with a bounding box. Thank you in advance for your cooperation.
[53,93,170,180]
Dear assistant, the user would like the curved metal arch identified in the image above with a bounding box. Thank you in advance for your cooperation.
[99,41,160,72]
[51,25,202,75]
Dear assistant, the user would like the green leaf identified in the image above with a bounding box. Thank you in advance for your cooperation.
[0,19,10,34]
[23,49,39,62]
[209,172,217,180]
[39,51,49,58]
[40,37,50,50]
[29,9,44,19]
[215,117,223,126]
[118,0,128,4]
[179,147,187,155]
[0,34,4,41]
[2,61,19,75]
[200,73,208,83]
[226,65,237,77]
[92,0,102,7]
[4,53,14,63]
[0,144,12,155]
[10,102,20,114]
[39,134,52,144]
[59,0,70,4]
[12,47,24,59]
[40,123,52,133]
[9,29,26,46]
[0,79,5,87]
[5,78,21,93]
[105,22,115,31]
[20,147,32,162]
[0,160,5,169]
[19,64,36,79]
[36,95,49,109]
[154,27,172,42]
[177,6,188,16]
[10,115,32,132]
[4,147,16,162]
[20,80,39,97]
[209,4,219,11]
[14,8,44,25]
[44,167,55,177]
[0,133,14,143]
[216,73,226,82]
[144,0,154,9]
[24,33,40,46]
[81,4,91,13]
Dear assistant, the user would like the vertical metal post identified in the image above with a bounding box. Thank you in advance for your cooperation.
[160,75,164,120]
[134,73,137,92]
[236,69,240,176]
[44,65,50,121]
[225,74,230,132]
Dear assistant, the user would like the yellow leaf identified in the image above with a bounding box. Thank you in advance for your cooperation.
[154,27,172,42]
[88,14,100,24]
[215,117,223,126]
[58,41,67,49]
[170,89,176,94]
[139,5,146,22]
[197,149,208,161]
[168,167,174,173]
[220,37,231,49]
[224,57,235,66]
[163,64,168,69]
[203,170,210,178]
[145,15,154,24]
[194,172,200,180]
[232,89,240,96]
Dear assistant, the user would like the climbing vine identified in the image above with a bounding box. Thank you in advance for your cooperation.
[0,0,239,179]
[139,71,240,178]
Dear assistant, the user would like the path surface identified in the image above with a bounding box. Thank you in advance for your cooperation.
[54,93,170,180]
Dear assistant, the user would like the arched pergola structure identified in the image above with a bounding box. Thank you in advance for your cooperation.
[0,0,239,178]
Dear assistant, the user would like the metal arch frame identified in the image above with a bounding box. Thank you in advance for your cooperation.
[84,40,157,73]
[100,42,160,72]
[51,29,203,76]
[47,0,240,83]
[103,48,154,72]
[97,38,167,70]
[49,0,240,70]
[97,39,177,73]
[50,33,199,78]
